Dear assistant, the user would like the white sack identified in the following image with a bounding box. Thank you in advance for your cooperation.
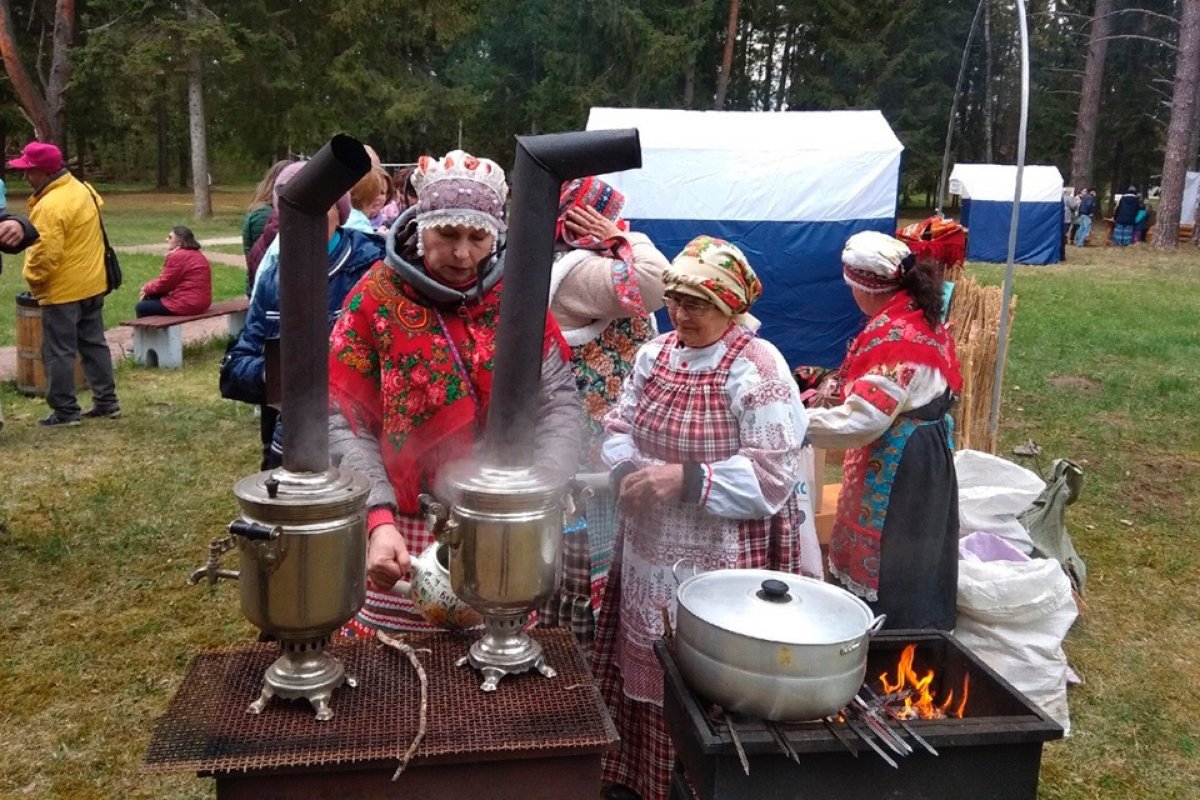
[956,539,1078,734]
[955,449,1045,553]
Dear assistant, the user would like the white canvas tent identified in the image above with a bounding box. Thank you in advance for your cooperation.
[948,164,1064,264]
[586,107,903,367]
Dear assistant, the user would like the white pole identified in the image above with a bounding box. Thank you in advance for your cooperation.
[989,0,1030,443]
[938,0,988,211]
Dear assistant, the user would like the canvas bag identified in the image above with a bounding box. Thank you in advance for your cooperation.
[85,186,122,294]
[956,532,1079,734]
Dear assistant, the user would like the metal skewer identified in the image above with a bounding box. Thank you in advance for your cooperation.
[823,715,860,757]
[722,712,751,776]
[853,695,912,756]
[845,717,898,769]
[862,685,940,757]
[765,720,802,764]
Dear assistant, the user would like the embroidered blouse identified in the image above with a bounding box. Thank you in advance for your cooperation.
[603,329,808,519]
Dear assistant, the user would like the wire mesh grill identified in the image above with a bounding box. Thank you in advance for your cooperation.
[143,628,617,775]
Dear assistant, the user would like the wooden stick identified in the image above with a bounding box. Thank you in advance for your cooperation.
[377,631,429,781]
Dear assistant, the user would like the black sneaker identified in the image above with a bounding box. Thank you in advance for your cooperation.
[82,406,122,420]
[38,413,81,427]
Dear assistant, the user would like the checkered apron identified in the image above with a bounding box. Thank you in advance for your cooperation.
[595,327,798,800]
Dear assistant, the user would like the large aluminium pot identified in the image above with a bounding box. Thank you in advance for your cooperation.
[674,568,885,721]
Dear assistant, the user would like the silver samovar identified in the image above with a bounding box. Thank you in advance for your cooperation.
[422,466,569,691]
[189,136,373,720]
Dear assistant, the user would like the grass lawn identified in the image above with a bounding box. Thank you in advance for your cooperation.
[0,187,252,348]
[1,207,1199,797]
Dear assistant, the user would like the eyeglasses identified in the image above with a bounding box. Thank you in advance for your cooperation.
[664,293,715,315]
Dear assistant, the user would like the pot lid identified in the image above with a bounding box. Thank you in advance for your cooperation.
[676,569,874,645]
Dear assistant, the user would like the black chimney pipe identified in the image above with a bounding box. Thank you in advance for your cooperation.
[484,129,641,467]
[276,134,371,474]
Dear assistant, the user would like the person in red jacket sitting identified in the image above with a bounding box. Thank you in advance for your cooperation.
[136,226,212,317]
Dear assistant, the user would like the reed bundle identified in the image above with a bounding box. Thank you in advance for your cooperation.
[948,276,1017,453]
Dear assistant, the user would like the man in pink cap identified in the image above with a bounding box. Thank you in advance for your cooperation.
[8,140,119,426]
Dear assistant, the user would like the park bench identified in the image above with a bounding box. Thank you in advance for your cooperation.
[122,297,249,368]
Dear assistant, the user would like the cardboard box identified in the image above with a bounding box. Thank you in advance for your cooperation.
[815,482,841,546]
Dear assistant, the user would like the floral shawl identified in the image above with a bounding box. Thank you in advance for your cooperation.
[841,290,962,395]
[329,262,569,516]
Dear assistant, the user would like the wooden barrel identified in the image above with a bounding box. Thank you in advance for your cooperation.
[15,294,86,397]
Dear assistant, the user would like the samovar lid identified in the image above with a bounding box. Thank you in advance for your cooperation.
[233,467,371,524]
[440,462,565,512]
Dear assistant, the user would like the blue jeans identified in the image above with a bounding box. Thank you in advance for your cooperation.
[1074,215,1092,246]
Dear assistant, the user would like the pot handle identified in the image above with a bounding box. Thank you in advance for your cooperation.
[838,615,888,656]
[671,558,698,586]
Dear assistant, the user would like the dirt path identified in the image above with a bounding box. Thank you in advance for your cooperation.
[0,237,246,382]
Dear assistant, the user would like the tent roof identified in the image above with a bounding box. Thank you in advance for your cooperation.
[586,108,903,222]
[586,108,903,154]
[948,164,1064,203]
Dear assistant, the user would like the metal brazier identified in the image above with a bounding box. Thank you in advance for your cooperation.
[674,568,885,721]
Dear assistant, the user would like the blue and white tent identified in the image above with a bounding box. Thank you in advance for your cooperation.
[948,164,1064,265]
[586,107,903,368]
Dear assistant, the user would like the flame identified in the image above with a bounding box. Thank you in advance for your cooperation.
[877,644,970,720]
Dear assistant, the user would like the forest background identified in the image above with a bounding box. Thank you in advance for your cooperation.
[0,0,1195,225]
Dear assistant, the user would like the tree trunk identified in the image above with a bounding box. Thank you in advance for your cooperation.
[46,0,75,148]
[1152,0,1200,250]
[186,0,212,219]
[774,20,796,111]
[1069,0,1114,190]
[713,0,740,109]
[156,85,169,188]
[983,0,994,163]
[761,10,777,111]
[0,0,75,147]
[682,0,703,108]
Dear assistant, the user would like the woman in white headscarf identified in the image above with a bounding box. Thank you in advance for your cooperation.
[806,231,961,632]
[593,235,816,800]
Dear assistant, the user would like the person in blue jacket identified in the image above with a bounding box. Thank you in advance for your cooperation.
[224,195,384,468]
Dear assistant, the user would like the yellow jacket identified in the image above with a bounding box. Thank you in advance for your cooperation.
[23,171,107,305]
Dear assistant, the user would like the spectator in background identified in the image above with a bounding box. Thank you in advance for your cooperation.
[1063,188,1080,259]
[378,166,417,229]
[1133,195,1150,244]
[224,194,382,470]
[246,160,307,291]
[1113,186,1141,246]
[242,160,292,272]
[8,141,120,426]
[346,168,384,233]
[1075,188,1096,247]
[136,226,212,317]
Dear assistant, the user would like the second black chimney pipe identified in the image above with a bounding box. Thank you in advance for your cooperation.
[484,129,641,467]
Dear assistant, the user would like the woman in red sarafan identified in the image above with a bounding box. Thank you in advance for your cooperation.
[806,230,962,632]
[594,235,817,800]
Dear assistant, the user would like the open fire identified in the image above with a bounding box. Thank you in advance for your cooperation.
[878,643,970,720]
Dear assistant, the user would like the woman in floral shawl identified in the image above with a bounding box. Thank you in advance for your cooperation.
[540,176,669,654]
[328,150,581,636]
[594,236,815,800]
[806,230,961,632]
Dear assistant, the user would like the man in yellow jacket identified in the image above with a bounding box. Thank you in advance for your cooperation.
[9,141,120,426]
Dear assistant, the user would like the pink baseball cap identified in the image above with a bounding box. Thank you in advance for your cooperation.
[7,141,63,172]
